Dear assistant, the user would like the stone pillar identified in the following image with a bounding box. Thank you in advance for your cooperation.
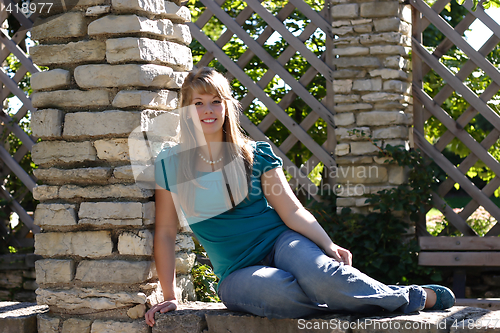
[331,0,412,213]
[29,0,196,331]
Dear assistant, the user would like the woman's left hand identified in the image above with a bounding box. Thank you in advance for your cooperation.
[325,244,352,266]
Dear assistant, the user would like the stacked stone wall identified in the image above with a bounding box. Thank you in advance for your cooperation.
[331,0,413,214]
[0,254,40,302]
[29,0,195,331]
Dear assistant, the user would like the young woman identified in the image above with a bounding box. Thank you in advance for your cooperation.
[144,67,454,327]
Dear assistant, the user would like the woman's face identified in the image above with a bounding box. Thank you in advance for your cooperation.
[190,91,226,139]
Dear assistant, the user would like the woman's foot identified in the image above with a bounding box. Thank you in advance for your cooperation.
[422,285,455,310]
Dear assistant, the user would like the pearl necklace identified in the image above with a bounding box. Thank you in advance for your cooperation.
[199,152,223,165]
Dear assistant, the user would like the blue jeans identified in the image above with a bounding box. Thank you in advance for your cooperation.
[217,230,426,319]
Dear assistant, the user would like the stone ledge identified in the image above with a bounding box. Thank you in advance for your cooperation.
[0,302,48,333]
[153,303,500,333]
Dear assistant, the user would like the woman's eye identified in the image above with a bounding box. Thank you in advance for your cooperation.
[195,101,203,106]
[213,100,222,104]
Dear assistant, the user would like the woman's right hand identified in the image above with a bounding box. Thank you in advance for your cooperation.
[145,299,178,327]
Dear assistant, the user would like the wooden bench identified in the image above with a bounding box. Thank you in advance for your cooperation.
[419,236,500,298]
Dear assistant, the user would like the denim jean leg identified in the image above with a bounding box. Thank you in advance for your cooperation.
[272,230,420,313]
[217,265,330,319]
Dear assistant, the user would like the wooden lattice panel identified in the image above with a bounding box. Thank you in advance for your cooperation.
[188,0,336,201]
[411,0,500,237]
[0,0,40,247]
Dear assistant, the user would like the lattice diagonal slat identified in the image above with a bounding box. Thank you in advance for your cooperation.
[189,0,336,200]
[411,0,500,237]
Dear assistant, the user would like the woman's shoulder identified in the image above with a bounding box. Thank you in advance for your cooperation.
[155,143,180,163]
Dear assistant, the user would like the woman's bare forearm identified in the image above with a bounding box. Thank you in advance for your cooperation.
[154,227,177,300]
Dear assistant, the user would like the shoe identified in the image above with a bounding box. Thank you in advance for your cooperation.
[421,284,455,310]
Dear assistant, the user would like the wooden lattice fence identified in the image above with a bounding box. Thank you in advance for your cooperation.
[0,0,40,249]
[411,0,500,295]
[188,0,336,202]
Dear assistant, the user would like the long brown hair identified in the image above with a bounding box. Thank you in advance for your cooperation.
[176,67,254,216]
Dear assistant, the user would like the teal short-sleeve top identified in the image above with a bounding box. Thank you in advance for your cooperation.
[154,141,290,286]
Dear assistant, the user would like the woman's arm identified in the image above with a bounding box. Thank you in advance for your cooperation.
[261,167,352,266]
[145,185,179,327]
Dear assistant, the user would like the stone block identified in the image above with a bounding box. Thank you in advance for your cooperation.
[333,80,352,93]
[175,234,195,252]
[30,69,70,91]
[36,0,109,14]
[86,5,111,15]
[357,111,408,126]
[34,231,112,258]
[36,288,147,311]
[141,109,180,137]
[75,260,154,283]
[33,167,112,185]
[74,64,174,89]
[350,142,380,155]
[335,165,387,184]
[91,320,149,333]
[333,36,359,46]
[176,274,196,302]
[173,24,192,45]
[23,280,37,291]
[63,110,141,138]
[335,143,349,156]
[127,304,147,319]
[335,127,371,141]
[332,57,380,68]
[164,2,191,22]
[31,109,64,139]
[111,0,165,14]
[361,92,404,103]
[30,40,106,66]
[360,1,399,17]
[32,185,59,201]
[58,184,154,199]
[352,78,382,91]
[31,89,111,109]
[62,318,92,333]
[332,26,353,36]
[94,138,130,161]
[143,201,155,225]
[370,45,408,55]
[374,17,401,32]
[372,126,408,139]
[37,314,60,333]
[118,230,153,255]
[331,4,358,19]
[31,12,87,41]
[360,32,404,45]
[0,271,23,289]
[353,24,372,33]
[337,197,355,206]
[389,166,408,185]
[383,80,409,93]
[333,47,369,56]
[35,259,75,284]
[335,103,373,112]
[88,14,173,37]
[34,203,77,227]
[112,90,178,110]
[166,72,189,89]
[384,56,408,69]
[175,252,196,275]
[333,113,355,126]
[79,202,143,219]
[31,141,97,167]
[356,198,370,207]
[106,37,192,71]
[79,218,143,226]
[334,94,360,103]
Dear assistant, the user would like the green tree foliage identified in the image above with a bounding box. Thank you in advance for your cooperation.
[423,0,500,197]
[188,0,328,184]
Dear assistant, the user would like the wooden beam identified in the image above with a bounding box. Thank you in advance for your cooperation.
[419,252,500,266]
[0,145,36,191]
[0,111,36,151]
[430,190,476,236]
[0,68,35,112]
[0,30,40,74]
[462,0,500,40]
[288,0,332,40]
[419,236,500,250]
[0,185,39,234]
